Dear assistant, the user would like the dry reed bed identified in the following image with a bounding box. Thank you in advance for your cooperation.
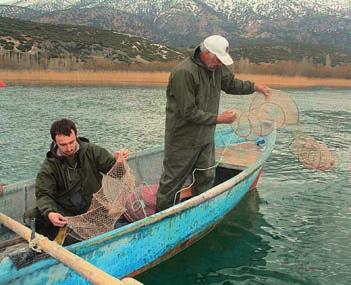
[0,70,351,88]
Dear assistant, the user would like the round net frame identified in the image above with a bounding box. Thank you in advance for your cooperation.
[290,133,336,171]
[233,110,253,138]
[234,89,299,138]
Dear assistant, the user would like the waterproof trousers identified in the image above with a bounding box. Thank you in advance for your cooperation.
[24,207,59,241]
[24,207,78,245]
[156,142,216,211]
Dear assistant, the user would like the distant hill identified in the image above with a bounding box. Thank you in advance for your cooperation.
[0,0,350,65]
[230,41,351,66]
[0,16,185,66]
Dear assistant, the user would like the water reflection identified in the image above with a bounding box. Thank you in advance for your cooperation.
[139,190,286,285]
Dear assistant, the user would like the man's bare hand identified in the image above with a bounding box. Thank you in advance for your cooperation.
[254,84,271,98]
[48,212,68,227]
[217,110,237,124]
[114,148,129,162]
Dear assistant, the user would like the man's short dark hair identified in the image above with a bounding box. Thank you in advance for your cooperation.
[50,118,77,141]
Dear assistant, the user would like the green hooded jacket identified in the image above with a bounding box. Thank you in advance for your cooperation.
[165,47,255,147]
[35,138,115,219]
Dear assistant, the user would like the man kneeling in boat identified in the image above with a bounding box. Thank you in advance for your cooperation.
[24,118,128,240]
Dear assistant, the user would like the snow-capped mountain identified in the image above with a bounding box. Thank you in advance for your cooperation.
[1,0,350,56]
[1,0,81,11]
[2,0,350,17]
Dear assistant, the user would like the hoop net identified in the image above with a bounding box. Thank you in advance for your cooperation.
[290,133,336,171]
[234,89,299,138]
[66,157,155,240]
[232,89,336,172]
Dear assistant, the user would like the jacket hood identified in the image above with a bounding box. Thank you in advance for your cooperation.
[47,137,89,161]
[191,46,208,69]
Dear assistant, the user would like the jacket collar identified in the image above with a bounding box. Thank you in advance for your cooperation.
[47,137,89,161]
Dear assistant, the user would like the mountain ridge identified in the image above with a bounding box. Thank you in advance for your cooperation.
[2,0,350,15]
[0,16,185,67]
[0,0,351,66]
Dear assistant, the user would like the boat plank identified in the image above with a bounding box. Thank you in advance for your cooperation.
[216,142,260,170]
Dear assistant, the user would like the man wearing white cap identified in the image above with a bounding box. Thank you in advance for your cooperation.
[156,35,270,211]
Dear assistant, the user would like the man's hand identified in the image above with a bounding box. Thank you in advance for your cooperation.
[48,212,68,227]
[254,84,271,98]
[114,148,129,162]
[0,184,4,195]
[217,110,237,124]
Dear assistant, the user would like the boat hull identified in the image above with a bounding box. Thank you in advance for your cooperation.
[0,127,276,284]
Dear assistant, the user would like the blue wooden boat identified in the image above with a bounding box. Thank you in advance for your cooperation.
[0,127,276,284]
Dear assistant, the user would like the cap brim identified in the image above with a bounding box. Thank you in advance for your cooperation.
[217,53,233,65]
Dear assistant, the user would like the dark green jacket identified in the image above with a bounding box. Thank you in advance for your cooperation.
[165,47,255,147]
[35,138,115,218]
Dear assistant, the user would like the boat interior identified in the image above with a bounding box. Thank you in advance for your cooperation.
[0,141,261,265]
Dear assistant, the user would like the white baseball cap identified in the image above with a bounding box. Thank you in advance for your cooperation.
[203,35,233,65]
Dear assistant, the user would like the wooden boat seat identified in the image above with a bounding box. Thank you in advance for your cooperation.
[215,142,260,170]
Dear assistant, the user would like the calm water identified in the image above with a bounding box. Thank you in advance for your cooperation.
[0,86,350,284]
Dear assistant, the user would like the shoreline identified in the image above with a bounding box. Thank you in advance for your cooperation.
[1,70,351,88]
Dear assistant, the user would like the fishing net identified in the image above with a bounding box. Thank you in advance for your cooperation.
[249,90,299,128]
[233,110,253,138]
[234,89,299,138]
[232,89,336,172]
[290,133,336,171]
[66,157,156,240]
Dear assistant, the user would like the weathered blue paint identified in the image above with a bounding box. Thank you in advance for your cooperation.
[0,127,276,285]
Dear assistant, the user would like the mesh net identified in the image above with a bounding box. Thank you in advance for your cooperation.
[234,89,299,138]
[249,90,299,128]
[233,89,336,172]
[234,110,253,138]
[66,157,155,240]
[290,133,336,171]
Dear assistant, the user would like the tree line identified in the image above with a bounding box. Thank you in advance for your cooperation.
[0,51,350,79]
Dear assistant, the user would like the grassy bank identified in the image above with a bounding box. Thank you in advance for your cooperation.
[1,70,351,88]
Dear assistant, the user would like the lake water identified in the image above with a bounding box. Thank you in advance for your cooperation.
[0,86,350,284]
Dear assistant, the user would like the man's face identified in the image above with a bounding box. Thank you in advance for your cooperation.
[203,52,223,70]
[55,130,77,156]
